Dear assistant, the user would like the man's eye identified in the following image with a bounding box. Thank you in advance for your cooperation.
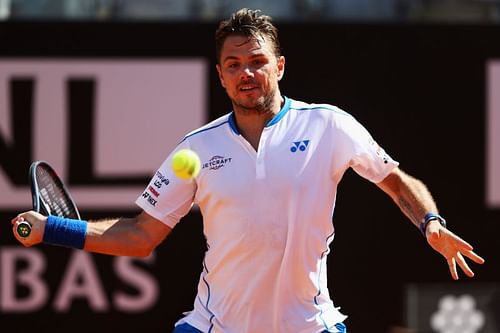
[228,63,239,69]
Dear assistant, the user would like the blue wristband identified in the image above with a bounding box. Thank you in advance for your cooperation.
[419,213,446,237]
[43,215,88,249]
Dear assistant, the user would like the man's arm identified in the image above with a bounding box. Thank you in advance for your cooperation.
[376,167,437,228]
[84,211,172,257]
[376,167,485,279]
[12,210,172,257]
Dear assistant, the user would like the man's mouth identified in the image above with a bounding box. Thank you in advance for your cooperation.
[239,84,258,92]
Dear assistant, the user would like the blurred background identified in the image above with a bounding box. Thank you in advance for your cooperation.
[0,0,500,22]
[0,1,499,333]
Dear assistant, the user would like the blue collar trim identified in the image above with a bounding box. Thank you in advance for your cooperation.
[266,96,291,127]
[228,96,291,135]
[228,112,240,135]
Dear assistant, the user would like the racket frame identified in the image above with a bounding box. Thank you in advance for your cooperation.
[16,160,81,238]
[29,160,81,220]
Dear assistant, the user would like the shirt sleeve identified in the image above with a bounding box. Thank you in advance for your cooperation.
[135,140,197,228]
[338,112,399,183]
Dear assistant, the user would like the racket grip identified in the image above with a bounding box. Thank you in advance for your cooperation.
[16,221,32,238]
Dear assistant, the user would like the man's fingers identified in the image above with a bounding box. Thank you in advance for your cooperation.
[428,227,484,280]
[428,228,474,253]
[455,252,474,278]
[11,215,24,225]
[445,246,484,280]
[448,257,459,280]
[446,230,474,251]
[462,250,485,265]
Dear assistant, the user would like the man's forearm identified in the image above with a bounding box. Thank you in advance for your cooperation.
[377,168,439,229]
[394,172,439,228]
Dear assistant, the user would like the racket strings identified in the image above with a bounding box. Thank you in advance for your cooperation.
[36,166,79,219]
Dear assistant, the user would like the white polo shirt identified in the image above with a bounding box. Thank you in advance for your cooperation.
[136,97,399,333]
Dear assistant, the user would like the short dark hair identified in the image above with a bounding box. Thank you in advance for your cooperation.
[215,8,281,64]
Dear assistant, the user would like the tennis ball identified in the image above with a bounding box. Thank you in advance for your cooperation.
[172,149,201,180]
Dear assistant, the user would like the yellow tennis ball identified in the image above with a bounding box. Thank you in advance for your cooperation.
[172,149,201,180]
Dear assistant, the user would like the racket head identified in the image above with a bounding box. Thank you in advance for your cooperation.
[29,161,81,220]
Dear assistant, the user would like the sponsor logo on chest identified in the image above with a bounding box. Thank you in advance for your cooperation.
[202,155,233,170]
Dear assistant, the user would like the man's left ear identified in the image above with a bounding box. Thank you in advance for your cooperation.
[277,56,285,81]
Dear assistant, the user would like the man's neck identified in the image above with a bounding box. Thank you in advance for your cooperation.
[233,95,284,151]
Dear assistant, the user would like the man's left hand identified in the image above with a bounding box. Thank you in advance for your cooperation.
[426,220,485,280]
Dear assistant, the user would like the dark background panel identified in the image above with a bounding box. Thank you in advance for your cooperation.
[1,22,499,332]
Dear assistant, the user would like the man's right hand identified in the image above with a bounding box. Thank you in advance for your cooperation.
[11,211,47,247]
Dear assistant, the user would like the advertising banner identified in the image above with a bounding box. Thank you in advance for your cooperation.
[0,59,207,210]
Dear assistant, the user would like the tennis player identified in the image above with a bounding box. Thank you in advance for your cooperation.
[12,8,484,333]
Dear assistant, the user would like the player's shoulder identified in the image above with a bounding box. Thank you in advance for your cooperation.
[289,98,354,121]
[181,113,231,142]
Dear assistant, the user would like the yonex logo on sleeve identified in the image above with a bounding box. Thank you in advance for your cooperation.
[290,140,310,153]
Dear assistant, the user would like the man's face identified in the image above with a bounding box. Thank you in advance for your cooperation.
[216,34,285,113]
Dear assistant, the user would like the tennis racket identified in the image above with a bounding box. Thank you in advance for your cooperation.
[16,160,81,238]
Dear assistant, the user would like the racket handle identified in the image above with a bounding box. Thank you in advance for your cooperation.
[16,221,32,238]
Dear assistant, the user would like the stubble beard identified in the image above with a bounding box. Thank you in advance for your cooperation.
[231,89,277,116]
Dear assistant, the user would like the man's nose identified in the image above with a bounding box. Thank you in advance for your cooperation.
[240,65,254,79]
